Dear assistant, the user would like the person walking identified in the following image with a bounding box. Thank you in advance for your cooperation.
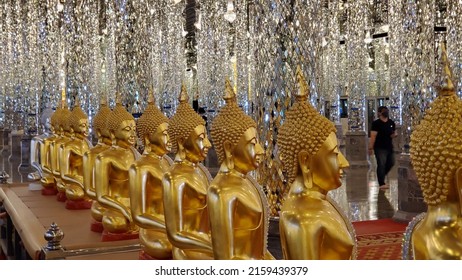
[369,106,397,189]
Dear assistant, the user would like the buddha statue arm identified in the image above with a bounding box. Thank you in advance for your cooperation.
[207,188,234,259]
[95,155,132,222]
[129,164,165,229]
[280,217,321,259]
[162,173,212,251]
[82,151,95,198]
[42,147,53,174]
[60,144,84,188]
[50,142,59,174]
[30,137,43,177]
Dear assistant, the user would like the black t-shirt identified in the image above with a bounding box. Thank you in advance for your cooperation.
[371,118,395,150]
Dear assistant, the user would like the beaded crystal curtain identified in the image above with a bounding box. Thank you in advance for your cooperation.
[253,0,324,216]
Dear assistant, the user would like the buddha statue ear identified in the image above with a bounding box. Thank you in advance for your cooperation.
[223,140,234,170]
[110,130,116,146]
[177,136,186,160]
[454,167,462,211]
[298,150,313,189]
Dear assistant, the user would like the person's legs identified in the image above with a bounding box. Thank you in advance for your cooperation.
[384,150,395,177]
[374,149,387,186]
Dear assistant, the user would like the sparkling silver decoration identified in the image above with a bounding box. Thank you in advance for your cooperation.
[446,0,462,96]
[346,0,370,131]
[401,212,426,260]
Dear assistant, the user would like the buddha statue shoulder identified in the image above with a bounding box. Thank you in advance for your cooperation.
[29,106,57,195]
[60,101,93,209]
[162,84,213,260]
[52,105,73,202]
[129,92,173,259]
[407,44,462,260]
[83,100,112,232]
[208,79,273,260]
[278,67,354,260]
[95,102,141,239]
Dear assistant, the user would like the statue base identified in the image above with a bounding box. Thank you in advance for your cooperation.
[393,153,427,223]
[345,130,370,167]
[101,230,139,242]
[65,199,92,210]
[90,220,104,233]
[42,187,58,196]
[56,192,67,202]
[139,250,161,260]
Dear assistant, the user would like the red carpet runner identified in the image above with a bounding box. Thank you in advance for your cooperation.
[353,218,407,260]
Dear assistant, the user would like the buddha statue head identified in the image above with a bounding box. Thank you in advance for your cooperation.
[69,102,89,138]
[40,106,54,134]
[92,99,112,141]
[137,92,171,156]
[107,103,136,148]
[51,107,63,135]
[279,67,349,192]
[211,78,263,174]
[410,44,462,206]
[60,107,72,134]
[169,84,211,163]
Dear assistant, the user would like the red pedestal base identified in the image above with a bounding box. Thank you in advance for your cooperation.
[41,187,58,196]
[139,250,156,260]
[90,220,104,233]
[65,199,92,210]
[56,192,67,202]
[101,230,139,242]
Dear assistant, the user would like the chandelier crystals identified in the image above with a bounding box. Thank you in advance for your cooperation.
[197,1,226,121]
[446,0,462,95]
[346,0,370,132]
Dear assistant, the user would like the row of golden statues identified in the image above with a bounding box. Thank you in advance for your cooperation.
[30,69,356,260]
[28,44,462,259]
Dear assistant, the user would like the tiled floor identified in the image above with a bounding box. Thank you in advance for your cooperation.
[0,146,399,222]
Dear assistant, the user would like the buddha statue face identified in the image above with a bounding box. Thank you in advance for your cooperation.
[74,118,89,137]
[308,132,349,191]
[229,127,264,174]
[148,122,171,156]
[182,124,211,163]
[114,119,137,146]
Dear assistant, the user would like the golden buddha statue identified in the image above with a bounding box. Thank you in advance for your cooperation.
[83,100,112,232]
[95,102,141,241]
[208,79,273,260]
[162,84,213,260]
[129,92,173,259]
[408,44,462,260]
[52,105,73,202]
[29,106,57,195]
[278,67,354,260]
[59,101,93,209]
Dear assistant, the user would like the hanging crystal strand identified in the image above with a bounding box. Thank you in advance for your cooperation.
[247,1,256,116]
[234,0,250,110]
[346,0,369,132]
[132,0,152,108]
[105,0,117,107]
[11,0,25,132]
[148,0,162,104]
[197,1,226,122]
[42,0,61,111]
[388,0,405,126]
[297,0,323,111]
[158,0,185,117]
[0,1,6,128]
[447,0,462,95]
[77,1,99,119]
[417,0,436,109]
[323,0,341,124]
[253,0,291,217]
[23,0,41,136]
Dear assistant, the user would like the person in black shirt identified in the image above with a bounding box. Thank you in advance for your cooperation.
[369,106,397,189]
